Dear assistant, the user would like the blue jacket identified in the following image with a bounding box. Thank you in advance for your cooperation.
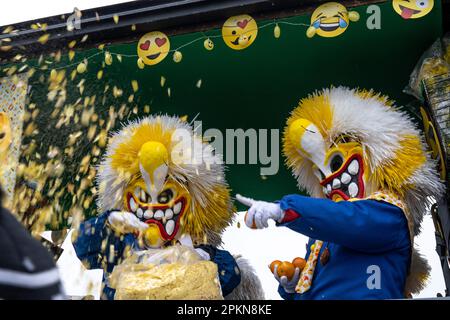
[277,195,411,300]
[73,211,241,300]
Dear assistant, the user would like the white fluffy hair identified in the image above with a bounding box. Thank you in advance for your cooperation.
[291,87,444,236]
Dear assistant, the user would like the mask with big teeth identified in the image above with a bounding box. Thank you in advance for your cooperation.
[124,180,189,244]
[124,140,188,248]
[98,115,234,249]
[287,118,368,202]
[318,141,365,201]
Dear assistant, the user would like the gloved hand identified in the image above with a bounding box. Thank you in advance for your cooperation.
[236,194,285,229]
[273,265,301,293]
[107,211,148,235]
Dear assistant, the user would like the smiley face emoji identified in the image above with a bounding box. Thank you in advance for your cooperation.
[137,31,170,66]
[306,2,360,38]
[222,14,258,50]
[392,0,434,19]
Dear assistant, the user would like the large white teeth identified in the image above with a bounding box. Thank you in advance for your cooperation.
[165,208,174,219]
[348,160,359,175]
[140,189,147,202]
[165,220,175,235]
[129,197,137,212]
[143,209,153,219]
[326,184,332,194]
[154,210,164,220]
[136,208,143,218]
[323,187,329,195]
[332,178,341,189]
[341,172,351,184]
[348,182,359,198]
[173,202,182,215]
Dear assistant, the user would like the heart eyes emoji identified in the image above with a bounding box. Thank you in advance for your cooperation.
[139,37,167,51]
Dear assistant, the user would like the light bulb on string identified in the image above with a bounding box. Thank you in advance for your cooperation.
[274,23,281,39]
[204,38,214,51]
[137,58,145,69]
[105,52,113,65]
[173,51,182,63]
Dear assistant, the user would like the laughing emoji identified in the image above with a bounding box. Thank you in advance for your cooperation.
[222,14,258,50]
[392,0,434,19]
[306,2,360,38]
[137,31,170,66]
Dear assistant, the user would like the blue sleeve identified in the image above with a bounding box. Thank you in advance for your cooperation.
[278,195,410,253]
[73,211,135,273]
[213,248,241,297]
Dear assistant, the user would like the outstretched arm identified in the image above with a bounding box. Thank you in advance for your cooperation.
[278,194,410,253]
[236,193,410,253]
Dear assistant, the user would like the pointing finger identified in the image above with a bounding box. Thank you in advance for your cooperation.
[236,194,255,207]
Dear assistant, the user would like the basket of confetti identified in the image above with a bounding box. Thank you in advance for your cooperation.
[109,245,223,300]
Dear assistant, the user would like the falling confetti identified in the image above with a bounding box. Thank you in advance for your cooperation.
[38,34,50,44]
[131,80,139,92]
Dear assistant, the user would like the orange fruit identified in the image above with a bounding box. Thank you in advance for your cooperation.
[269,260,282,273]
[292,257,306,270]
[277,261,295,280]
[244,211,257,229]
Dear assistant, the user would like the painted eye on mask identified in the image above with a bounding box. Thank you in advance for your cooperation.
[329,153,344,173]
[157,189,174,204]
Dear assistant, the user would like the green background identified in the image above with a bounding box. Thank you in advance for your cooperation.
[21,1,443,218]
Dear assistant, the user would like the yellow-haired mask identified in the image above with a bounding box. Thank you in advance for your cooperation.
[283,87,443,234]
[97,115,233,247]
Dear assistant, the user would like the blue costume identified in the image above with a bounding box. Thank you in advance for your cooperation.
[277,195,410,300]
[73,211,241,300]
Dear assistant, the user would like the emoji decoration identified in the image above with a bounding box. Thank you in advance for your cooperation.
[306,2,360,38]
[137,31,170,66]
[222,14,258,50]
[392,0,434,19]
[203,38,214,51]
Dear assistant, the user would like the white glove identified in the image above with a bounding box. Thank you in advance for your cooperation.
[195,248,211,261]
[273,265,301,293]
[236,194,285,229]
[107,211,149,234]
